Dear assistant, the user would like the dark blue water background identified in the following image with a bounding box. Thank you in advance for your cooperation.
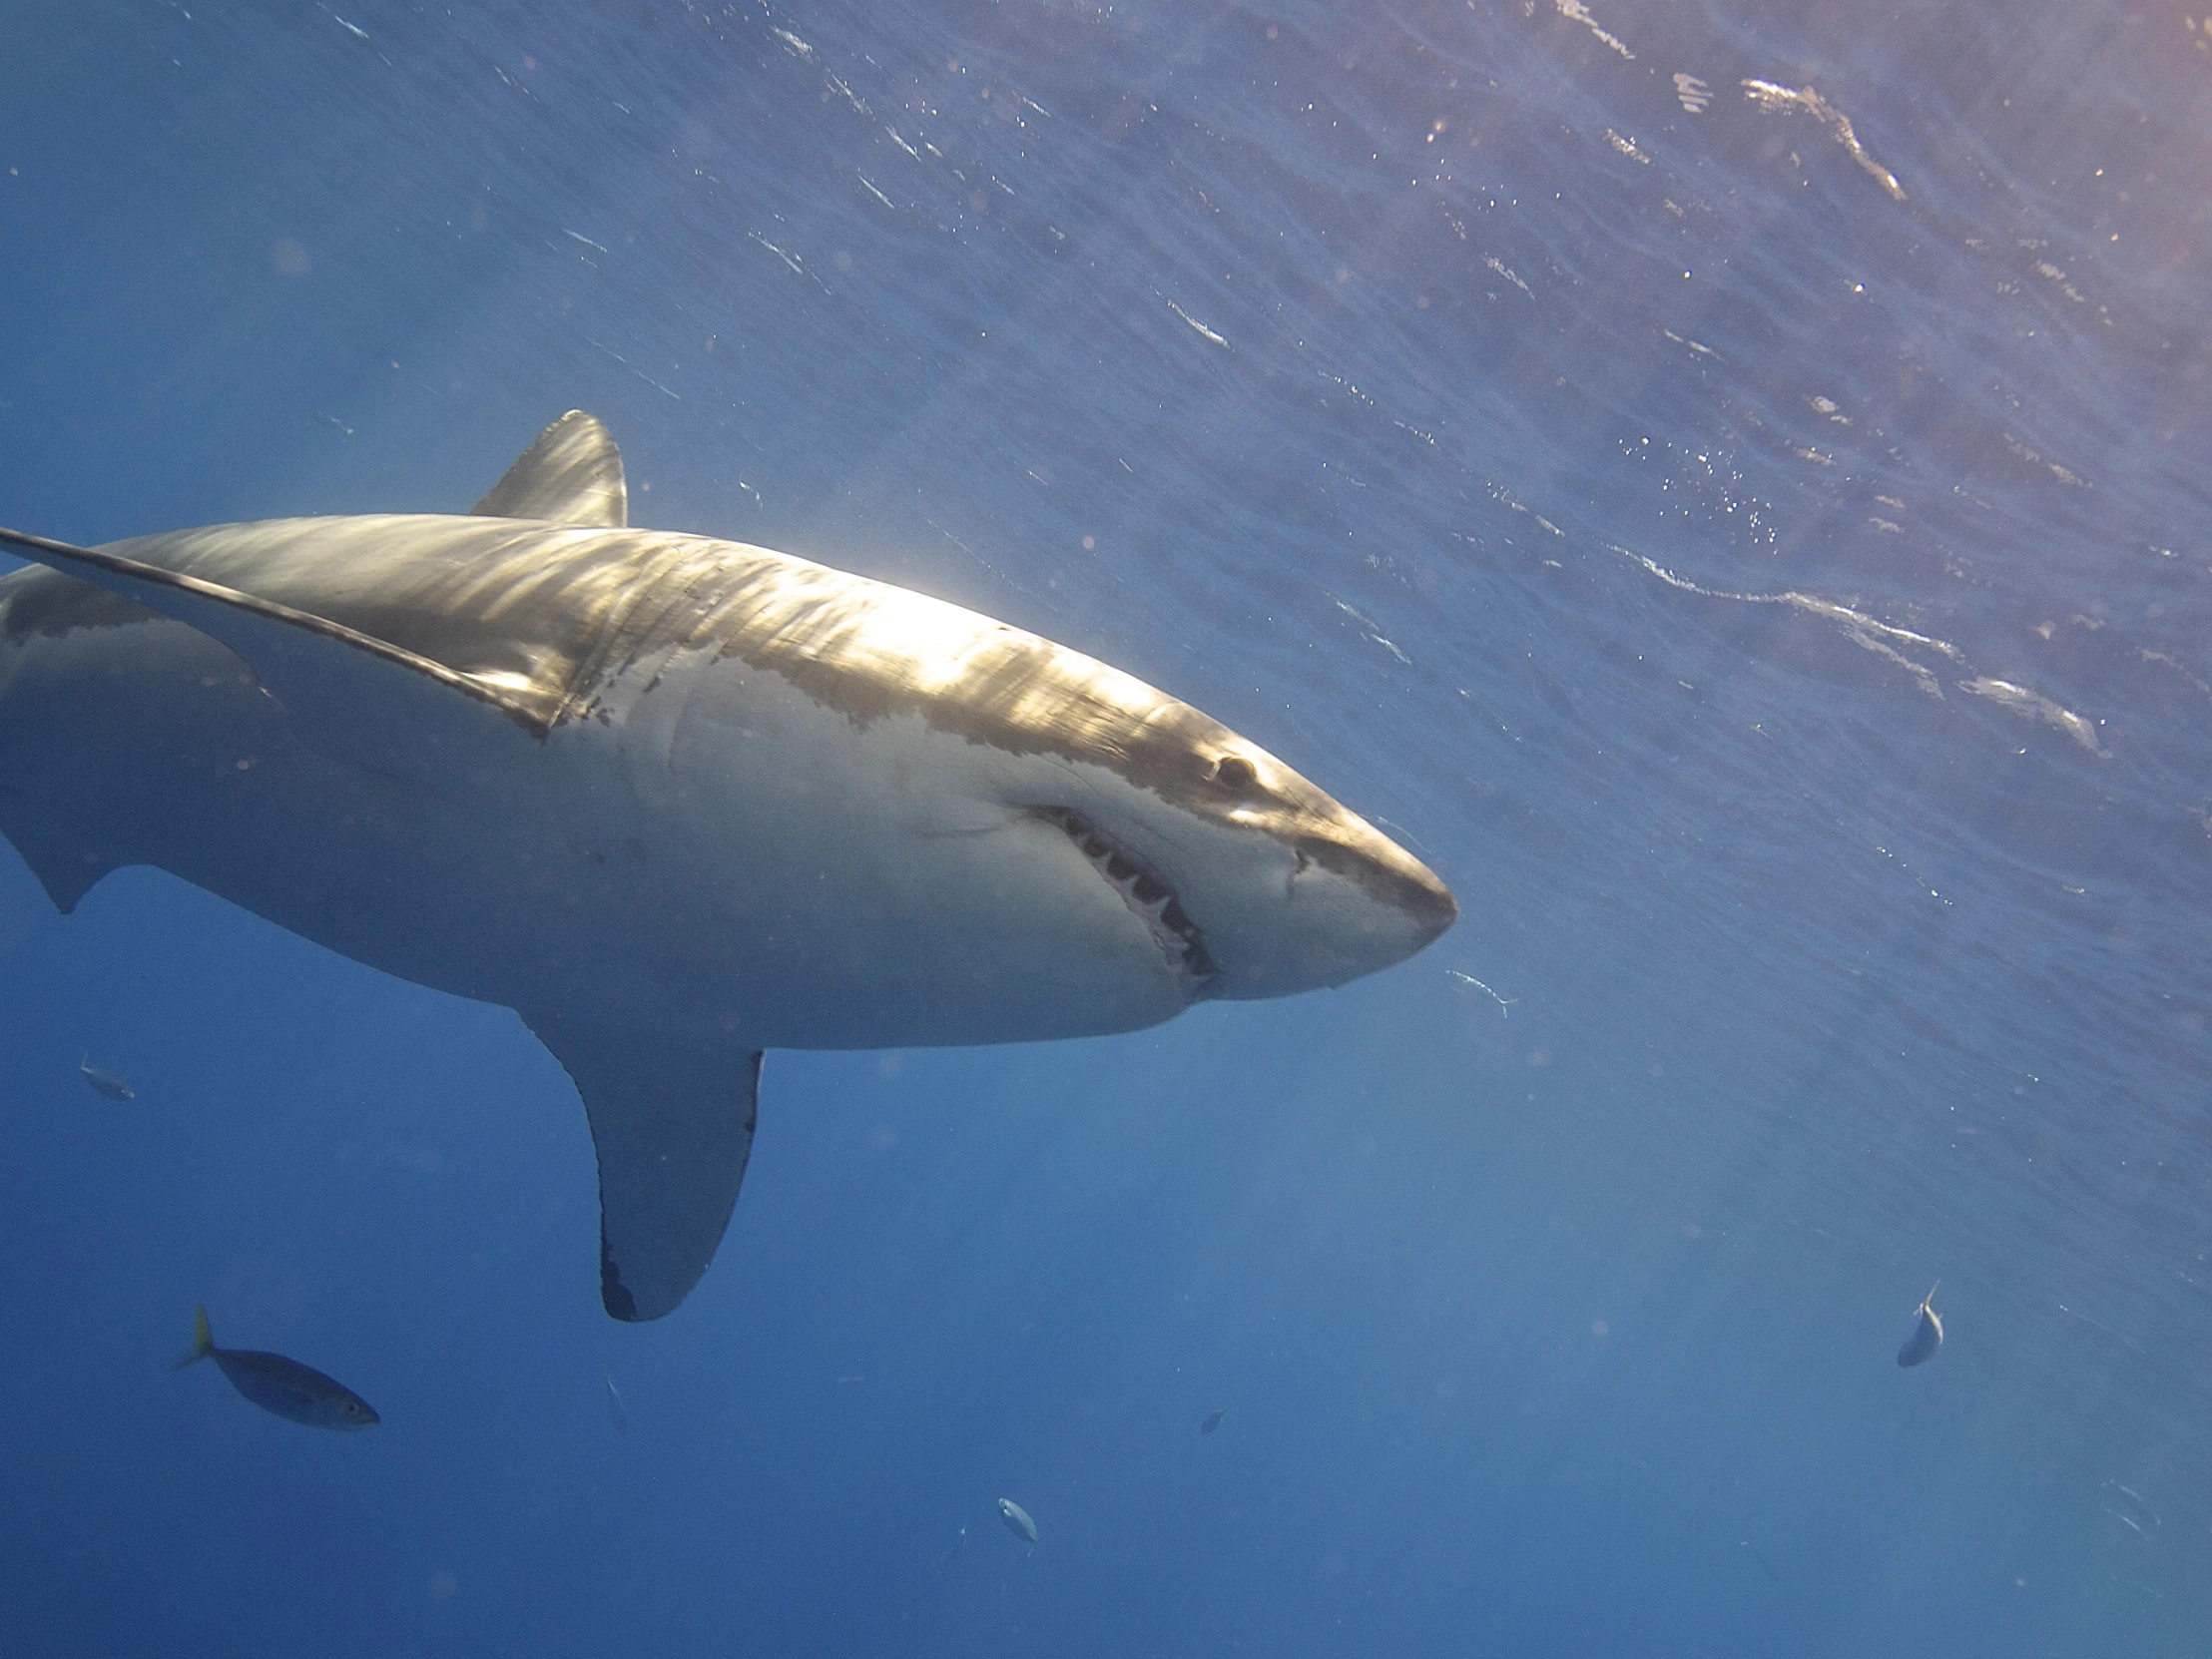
[2,1,2208,1653]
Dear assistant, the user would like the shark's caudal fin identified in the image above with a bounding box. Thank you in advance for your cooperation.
[174,1305,215,1370]
[523,1012,762,1322]
[470,410,628,527]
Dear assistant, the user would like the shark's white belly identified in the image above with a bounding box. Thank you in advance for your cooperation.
[0,604,1181,1050]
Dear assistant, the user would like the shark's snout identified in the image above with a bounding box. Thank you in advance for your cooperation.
[1299,830,1457,946]
[1169,812,1454,1003]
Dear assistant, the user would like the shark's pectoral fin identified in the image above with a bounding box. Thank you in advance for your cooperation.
[0,527,550,767]
[470,410,628,528]
[5,829,122,914]
[523,1011,761,1323]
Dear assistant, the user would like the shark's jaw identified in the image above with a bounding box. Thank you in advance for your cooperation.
[1033,805,1223,1002]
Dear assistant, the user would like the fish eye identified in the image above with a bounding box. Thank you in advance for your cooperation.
[1214,756,1258,791]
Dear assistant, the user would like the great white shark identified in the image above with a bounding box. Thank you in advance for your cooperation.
[0,412,1454,1320]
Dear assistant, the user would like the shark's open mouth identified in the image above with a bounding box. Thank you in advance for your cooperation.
[1036,808,1221,999]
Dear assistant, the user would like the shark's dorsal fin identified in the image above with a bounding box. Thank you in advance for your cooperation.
[523,1010,761,1322]
[470,410,628,527]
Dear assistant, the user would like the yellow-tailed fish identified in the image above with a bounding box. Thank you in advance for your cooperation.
[175,1306,378,1430]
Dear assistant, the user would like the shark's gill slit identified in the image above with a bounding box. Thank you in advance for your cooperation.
[1033,808,1221,996]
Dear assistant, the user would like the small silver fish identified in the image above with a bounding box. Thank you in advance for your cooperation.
[605,1374,628,1435]
[1897,1281,1943,1368]
[996,1497,1039,1548]
[80,1057,135,1101]
[1200,1406,1231,1435]
[175,1305,379,1430]
[930,1523,968,1571]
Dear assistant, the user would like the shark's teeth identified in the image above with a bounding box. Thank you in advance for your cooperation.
[1035,808,1220,999]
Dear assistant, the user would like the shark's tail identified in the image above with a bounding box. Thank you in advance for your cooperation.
[174,1305,215,1370]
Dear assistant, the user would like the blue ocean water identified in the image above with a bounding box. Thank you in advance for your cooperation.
[2,0,2208,1652]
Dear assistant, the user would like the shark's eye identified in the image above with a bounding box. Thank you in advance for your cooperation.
[1215,756,1258,791]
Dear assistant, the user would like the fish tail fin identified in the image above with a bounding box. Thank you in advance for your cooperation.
[174,1305,214,1370]
[1925,1280,1941,1306]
